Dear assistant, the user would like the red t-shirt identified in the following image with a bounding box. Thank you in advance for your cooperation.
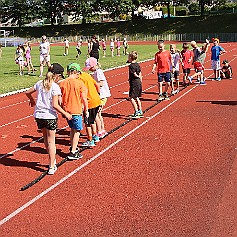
[180,50,193,69]
[154,50,172,73]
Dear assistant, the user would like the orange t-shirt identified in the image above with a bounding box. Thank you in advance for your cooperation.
[154,50,172,73]
[60,77,87,115]
[78,72,101,109]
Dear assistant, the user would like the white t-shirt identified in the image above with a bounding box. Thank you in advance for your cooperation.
[93,68,111,99]
[40,41,50,55]
[64,39,69,47]
[34,81,61,119]
[171,52,180,71]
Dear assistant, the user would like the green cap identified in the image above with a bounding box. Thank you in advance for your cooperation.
[67,63,81,72]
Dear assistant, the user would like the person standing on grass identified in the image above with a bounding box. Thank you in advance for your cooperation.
[101,38,107,57]
[59,63,89,159]
[25,41,36,74]
[89,35,100,61]
[76,39,82,59]
[25,72,72,175]
[152,40,174,101]
[211,38,226,81]
[180,42,193,86]
[110,38,115,57]
[84,57,111,138]
[39,35,51,78]
[127,51,143,119]
[116,38,121,56]
[170,44,180,94]
[188,40,210,85]
[64,38,70,56]
[123,38,128,55]
[15,44,25,76]
[78,64,101,147]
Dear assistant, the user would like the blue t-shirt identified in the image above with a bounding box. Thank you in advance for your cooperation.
[211,45,224,61]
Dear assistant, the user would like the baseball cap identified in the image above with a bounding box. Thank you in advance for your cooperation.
[67,63,81,72]
[83,57,97,70]
[222,59,228,64]
[49,63,64,78]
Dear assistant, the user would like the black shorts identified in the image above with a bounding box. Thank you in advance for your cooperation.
[84,106,100,125]
[129,79,142,98]
[171,71,179,80]
[183,68,191,75]
[35,118,57,130]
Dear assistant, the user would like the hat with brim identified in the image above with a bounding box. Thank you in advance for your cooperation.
[50,63,64,78]
[83,57,98,70]
[222,59,228,64]
[67,63,81,72]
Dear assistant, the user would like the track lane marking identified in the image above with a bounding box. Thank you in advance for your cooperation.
[0,84,198,226]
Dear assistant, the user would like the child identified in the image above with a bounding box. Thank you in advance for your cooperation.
[60,63,89,159]
[78,64,101,147]
[101,38,106,57]
[76,39,82,59]
[25,72,72,175]
[123,38,128,55]
[64,38,69,56]
[170,44,180,94]
[152,40,174,101]
[211,38,226,81]
[39,35,51,78]
[180,42,193,86]
[15,44,25,76]
[110,38,114,57]
[188,40,210,85]
[127,51,143,118]
[116,38,121,56]
[84,57,111,138]
[25,41,36,74]
[220,60,233,80]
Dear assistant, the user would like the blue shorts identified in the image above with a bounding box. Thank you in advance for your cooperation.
[158,72,171,83]
[67,115,83,131]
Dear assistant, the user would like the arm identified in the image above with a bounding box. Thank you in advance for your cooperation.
[25,87,36,107]
[80,88,89,118]
[52,95,72,120]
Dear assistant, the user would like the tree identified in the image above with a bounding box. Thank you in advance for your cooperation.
[0,0,33,26]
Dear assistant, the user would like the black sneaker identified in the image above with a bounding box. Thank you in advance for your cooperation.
[163,92,170,100]
[67,151,83,160]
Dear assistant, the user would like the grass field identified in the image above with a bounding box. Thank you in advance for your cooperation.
[1,43,184,94]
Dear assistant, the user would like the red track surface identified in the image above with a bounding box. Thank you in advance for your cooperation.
[0,43,237,236]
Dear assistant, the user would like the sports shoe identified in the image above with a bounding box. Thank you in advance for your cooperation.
[48,165,57,175]
[92,135,100,143]
[158,94,164,101]
[216,77,221,81]
[163,92,170,101]
[97,130,108,138]
[138,110,144,117]
[188,76,193,84]
[67,151,83,160]
[81,140,95,147]
[200,81,206,85]
[171,90,176,95]
[131,111,140,119]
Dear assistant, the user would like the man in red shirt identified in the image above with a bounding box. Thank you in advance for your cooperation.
[152,40,174,101]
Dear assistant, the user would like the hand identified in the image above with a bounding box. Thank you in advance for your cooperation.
[65,112,72,120]
[152,68,155,74]
[84,111,89,118]
[29,100,35,107]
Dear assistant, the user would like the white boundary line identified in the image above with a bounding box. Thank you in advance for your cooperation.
[0,84,198,226]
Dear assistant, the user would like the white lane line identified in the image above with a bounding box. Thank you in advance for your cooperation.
[0,84,198,226]
[0,115,34,128]
[0,100,29,110]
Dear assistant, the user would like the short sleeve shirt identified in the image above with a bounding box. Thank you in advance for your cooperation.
[181,50,193,69]
[129,62,141,81]
[93,68,111,99]
[211,45,224,61]
[154,50,172,73]
[34,81,61,119]
[170,52,180,71]
[40,41,50,55]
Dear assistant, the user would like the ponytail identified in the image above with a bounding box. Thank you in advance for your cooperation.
[42,72,54,91]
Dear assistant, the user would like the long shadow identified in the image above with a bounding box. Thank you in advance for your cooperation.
[0,153,47,172]
[102,112,126,119]
[197,100,237,106]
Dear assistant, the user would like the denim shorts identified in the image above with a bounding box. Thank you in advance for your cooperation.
[67,115,83,131]
[158,72,171,83]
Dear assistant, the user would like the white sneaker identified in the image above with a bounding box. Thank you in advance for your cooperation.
[48,165,57,175]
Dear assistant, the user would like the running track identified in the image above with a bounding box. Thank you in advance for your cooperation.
[0,43,237,237]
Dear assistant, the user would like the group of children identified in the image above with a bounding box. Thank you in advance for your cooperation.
[24,37,233,175]
[25,57,111,175]
[15,42,36,76]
